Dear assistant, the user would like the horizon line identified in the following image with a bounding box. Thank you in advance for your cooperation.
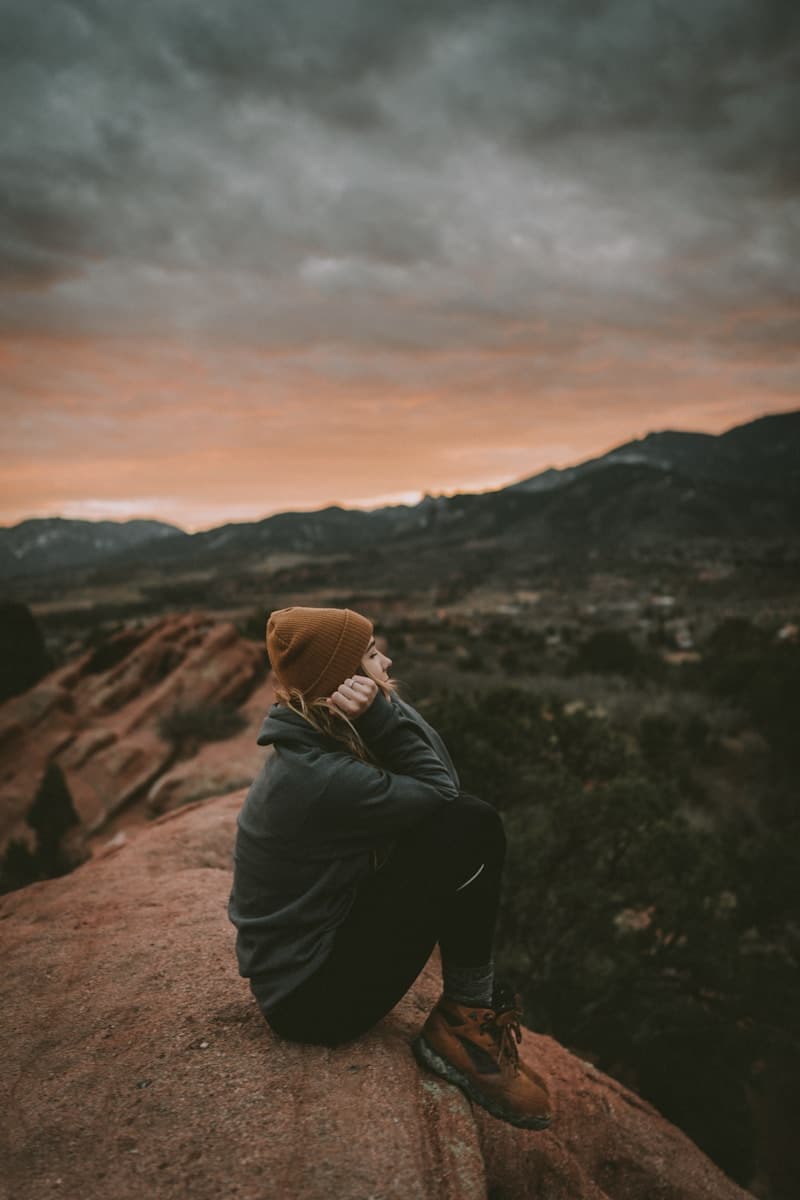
[3,406,794,535]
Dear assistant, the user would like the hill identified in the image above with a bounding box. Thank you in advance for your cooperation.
[2,411,797,586]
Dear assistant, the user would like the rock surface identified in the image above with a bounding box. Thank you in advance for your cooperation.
[0,792,752,1200]
[0,614,270,879]
[145,680,275,817]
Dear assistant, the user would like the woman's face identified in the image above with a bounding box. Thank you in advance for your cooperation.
[361,635,392,683]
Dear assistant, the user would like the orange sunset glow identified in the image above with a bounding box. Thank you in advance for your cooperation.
[2,2,798,532]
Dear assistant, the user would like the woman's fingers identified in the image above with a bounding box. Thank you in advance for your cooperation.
[328,674,377,716]
[349,675,378,702]
[341,675,372,694]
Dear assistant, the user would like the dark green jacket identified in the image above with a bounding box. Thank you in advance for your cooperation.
[227,690,460,1012]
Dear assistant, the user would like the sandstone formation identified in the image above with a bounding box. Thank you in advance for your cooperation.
[0,613,271,887]
[0,791,752,1200]
[145,679,275,817]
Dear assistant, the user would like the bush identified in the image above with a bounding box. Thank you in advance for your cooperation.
[418,682,799,1188]
[0,838,39,895]
[0,762,82,894]
[692,620,800,771]
[569,629,643,677]
[0,602,52,702]
[418,687,630,810]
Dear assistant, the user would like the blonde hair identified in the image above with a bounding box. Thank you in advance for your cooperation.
[274,657,398,764]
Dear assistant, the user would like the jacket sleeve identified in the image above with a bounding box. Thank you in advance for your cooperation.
[315,691,459,842]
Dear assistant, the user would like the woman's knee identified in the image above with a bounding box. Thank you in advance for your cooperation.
[388,793,505,889]
[450,792,506,852]
[424,791,506,863]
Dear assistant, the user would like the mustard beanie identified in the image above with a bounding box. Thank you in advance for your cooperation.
[266,606,373,701]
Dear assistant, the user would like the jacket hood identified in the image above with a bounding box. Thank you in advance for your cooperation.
[256,703,320,748]
[256,692,403,749]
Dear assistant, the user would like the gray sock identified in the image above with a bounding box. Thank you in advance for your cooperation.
[442,958,495,1008]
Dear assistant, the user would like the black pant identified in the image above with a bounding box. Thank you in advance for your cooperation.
[263,791,506,1046]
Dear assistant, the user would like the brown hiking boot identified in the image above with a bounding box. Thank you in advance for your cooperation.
[411,987,552,1130]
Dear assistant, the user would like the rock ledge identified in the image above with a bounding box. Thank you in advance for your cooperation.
[0,792,751,1200]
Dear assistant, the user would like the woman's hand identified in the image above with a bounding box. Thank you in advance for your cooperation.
[328,674,378,719]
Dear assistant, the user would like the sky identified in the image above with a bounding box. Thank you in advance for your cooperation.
[1,0,798,532]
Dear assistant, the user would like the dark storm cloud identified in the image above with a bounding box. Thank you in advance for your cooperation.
[480,1,800,182]
[0,0,797,362]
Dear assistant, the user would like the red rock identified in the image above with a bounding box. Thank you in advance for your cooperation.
[0,793,752,1200]
[117,617,263,733]
[0,614,268,868]
[0,700,76,852]
[146,748,258,815]
[64,727,176,831]
[59,727,118,771]
[146,675,273,816]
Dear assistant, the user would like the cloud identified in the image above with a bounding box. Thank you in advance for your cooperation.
[0,0,797,525]
[1,1,796,300]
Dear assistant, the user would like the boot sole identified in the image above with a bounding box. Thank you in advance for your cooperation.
[411,1033,552,1131]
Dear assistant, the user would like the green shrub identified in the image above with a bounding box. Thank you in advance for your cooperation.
[0,838,39,895]
[690,620,800,770]
[0,762,82,894]
[569,629,643,676]
[419,682,798,1187]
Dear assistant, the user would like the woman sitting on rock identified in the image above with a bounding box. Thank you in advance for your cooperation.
[228,605,552,1130]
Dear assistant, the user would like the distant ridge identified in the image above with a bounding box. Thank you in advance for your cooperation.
[1,410,797,581]
[509,411,800,494]
[0,517,185,579]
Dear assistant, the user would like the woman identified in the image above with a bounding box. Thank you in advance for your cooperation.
[228,605,552,1129]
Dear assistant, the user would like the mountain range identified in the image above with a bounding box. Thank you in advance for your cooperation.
[2,410,798,583]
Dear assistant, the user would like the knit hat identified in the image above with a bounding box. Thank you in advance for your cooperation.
[266,606,373,701]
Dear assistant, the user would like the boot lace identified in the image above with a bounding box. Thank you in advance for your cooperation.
[479,989,524,1071]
